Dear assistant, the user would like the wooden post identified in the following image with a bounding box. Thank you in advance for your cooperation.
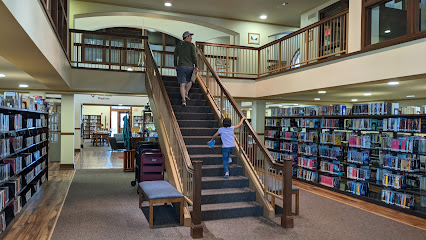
[191,160,203,239]
[281,158,294,228]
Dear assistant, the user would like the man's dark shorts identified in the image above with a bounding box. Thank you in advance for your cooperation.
[177,66,194,84]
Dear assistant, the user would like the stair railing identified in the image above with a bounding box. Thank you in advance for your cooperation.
[195,47,294,227]
[144,42,203,233]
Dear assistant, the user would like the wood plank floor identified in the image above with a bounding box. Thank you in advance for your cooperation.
[293,180,426,231]
[3,161,76,240]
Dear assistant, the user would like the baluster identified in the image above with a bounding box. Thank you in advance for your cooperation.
[191,160,203,238]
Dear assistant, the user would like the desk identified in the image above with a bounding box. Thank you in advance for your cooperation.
[92,132,110,146]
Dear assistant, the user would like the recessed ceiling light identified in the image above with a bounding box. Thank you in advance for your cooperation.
[164,2,172,7]
[127,68,133,71]
[19,84,29,88]
[119,104,123,106]
[279,105,283,107]
[351,99,358,102]
[282,2,288,6]
[249,108,252,110]
[260,15,267,19]
[388,81,399,85]
[406,95,415,98]
[0,74,6,78]
[384,30,391,34]
[294,104,299,106]
[314,98,320,101]
[318,91,326,94]
[364,93,372,96]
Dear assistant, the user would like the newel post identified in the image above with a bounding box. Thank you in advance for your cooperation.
[191,160,203,238]
[281,158,294,228]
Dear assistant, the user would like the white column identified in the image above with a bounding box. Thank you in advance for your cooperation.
[74,102,82,151]
[348,0,362,53]
[60,94,75,168]
[251,100,266,137]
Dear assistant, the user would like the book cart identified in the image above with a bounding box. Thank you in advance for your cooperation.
[265,103,426,217]
[0,106,49,235]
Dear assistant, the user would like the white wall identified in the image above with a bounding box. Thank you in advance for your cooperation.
[71,68,147,94]
[82,105,111,129]
[70,1,298,46]
[300,0,340,28]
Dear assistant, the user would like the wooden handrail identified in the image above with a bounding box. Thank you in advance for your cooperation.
[197,48,281,168]
[196,41,259,50]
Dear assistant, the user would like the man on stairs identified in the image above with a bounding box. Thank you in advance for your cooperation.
[174,31,198,106]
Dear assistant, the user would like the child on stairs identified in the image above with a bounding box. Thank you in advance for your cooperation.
[208,117,246,178]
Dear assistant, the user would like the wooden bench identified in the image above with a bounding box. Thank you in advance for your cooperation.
[271,185,299,215]
[138,181,184,228]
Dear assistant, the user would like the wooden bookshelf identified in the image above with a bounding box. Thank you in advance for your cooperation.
[82,115,101,139]
[0,107,49,236]
[265,109,426,218]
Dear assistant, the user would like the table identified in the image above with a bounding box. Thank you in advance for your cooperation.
[92,132,111,146]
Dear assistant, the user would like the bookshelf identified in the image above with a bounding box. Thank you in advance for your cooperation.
[82,115,101,139]
[142,111,157,142]
[265,104,426,217]
[0,106,49,235]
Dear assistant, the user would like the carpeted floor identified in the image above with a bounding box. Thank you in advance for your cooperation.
[51,169,425,240]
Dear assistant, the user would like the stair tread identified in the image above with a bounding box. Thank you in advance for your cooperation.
[202,176,247,181]
[201,201,262,211]
[201,187,254,195]
[202,164,240,169]
[190,154,229,158]
[180,127,217,130]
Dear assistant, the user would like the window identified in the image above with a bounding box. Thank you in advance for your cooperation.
[363,0,426,47]
[290,49,300,69]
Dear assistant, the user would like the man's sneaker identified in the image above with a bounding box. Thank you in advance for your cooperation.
[224,172,229,179]
[182,100,187,106]
[227,157,232,164]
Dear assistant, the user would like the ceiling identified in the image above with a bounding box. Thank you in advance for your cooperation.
[0,56,48,90]
[241,77,426,108]
[78,0,328,27]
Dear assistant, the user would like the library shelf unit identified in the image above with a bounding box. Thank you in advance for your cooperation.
[82,115,101,139]
[141,110,157,142]
[265,113,426,218]
[0,106,49,235]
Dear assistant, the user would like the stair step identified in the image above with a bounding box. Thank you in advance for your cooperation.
[184,136,222,145]
[172,105,212,113]
[175,113,215,120]
[170,99,208,106]
[190,155,237,165]
[202,164,243,177]
[200,202,263,221]
[201,188,256,204]
[180,128,218,136]
[168,92,205,100]
[202,176,249,189]
[179,120,219,128]
[165,86,202,94]
[187,145,222,155]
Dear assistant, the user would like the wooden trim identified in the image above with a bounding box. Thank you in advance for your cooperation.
[74,149,81,152]
[196,41,259,50]
[60,164,75,169]
[74,128,81,130]
[70,29,148,40]
[61,132,74,135]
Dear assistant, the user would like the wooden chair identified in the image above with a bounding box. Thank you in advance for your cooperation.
[123,149,135,172]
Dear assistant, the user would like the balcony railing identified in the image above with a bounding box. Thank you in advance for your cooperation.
[197,10,348,79]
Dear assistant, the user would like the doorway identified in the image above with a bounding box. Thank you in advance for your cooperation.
[110,107,132,136]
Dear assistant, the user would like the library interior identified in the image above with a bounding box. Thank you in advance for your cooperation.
[0,0,425,239]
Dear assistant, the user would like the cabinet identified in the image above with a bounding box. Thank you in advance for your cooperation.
[0,106,49,235]
[82,115,101,139]
[266,107,426,217]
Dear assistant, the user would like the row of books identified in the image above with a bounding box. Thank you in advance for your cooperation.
[0,186,9,210]
[320,133,342,146]
[382,118,424,132]
[380,153,420,172]
[347,150,370,164]
[382,172,406,189]
[0,114,23,132]
[298,144,318,156]
[320,175,340,188]
[298,157,317,170]
[347,166,371,180]
[381,137,425,153]
[0,164,10,183]
[352,102,396,115]
[295,168,317,182]
[346,181,368,196]
[319,146,342,160]
[381,190,415,209]
[265,140,279,150]
[0,92,48,112]
[349,135,372,148]
[265,130,279,138]
[320,161,342,175]
[281,142,298,152]
[281,131,298,141]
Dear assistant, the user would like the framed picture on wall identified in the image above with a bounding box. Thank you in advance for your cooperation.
[248,33,260,44]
